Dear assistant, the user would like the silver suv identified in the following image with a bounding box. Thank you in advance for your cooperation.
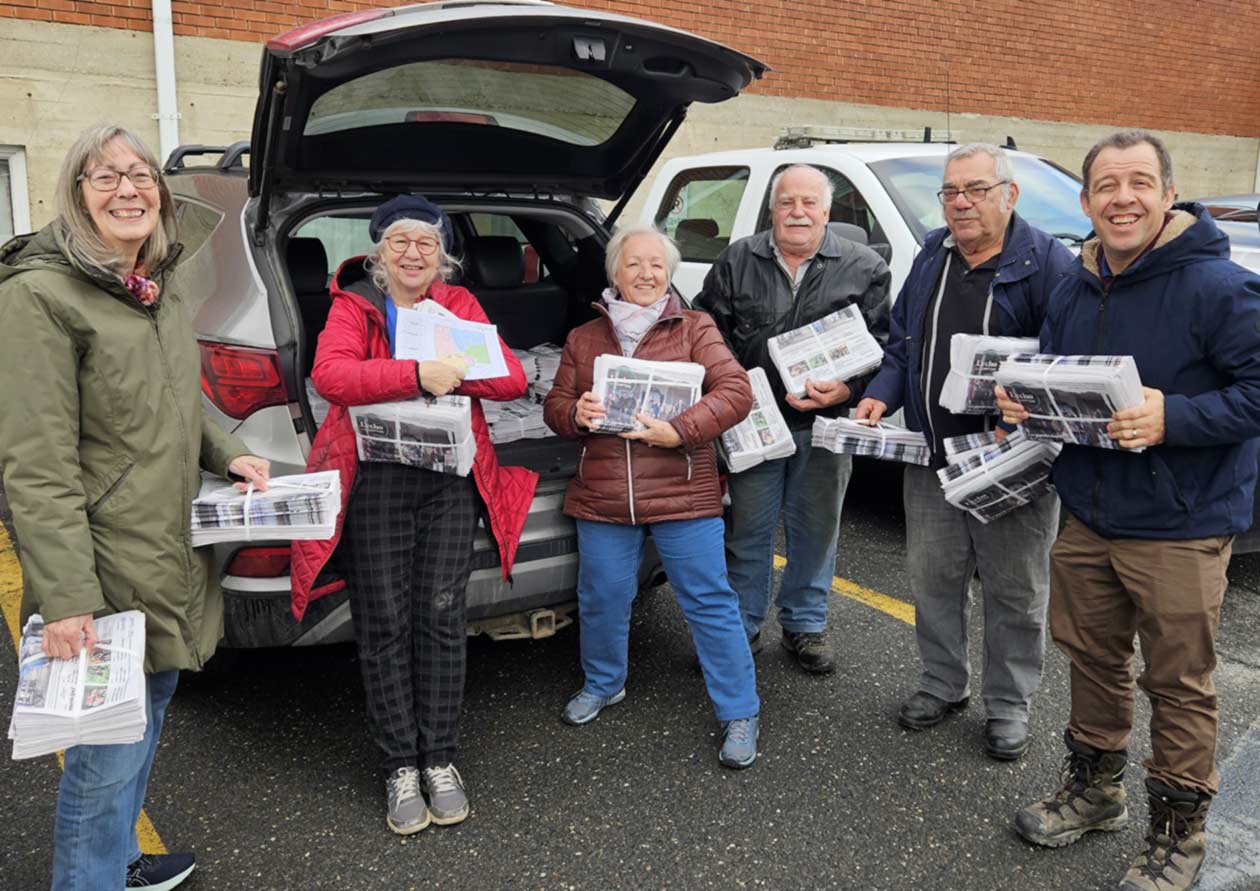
[165,0,765,648]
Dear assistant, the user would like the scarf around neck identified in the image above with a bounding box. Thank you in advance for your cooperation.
[602,287,669,356]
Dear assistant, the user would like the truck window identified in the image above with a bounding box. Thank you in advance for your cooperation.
[755,165,887,247]
[653,166,750,262]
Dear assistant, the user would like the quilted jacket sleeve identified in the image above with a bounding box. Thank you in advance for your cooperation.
[542,334,584,440]
[312,296,422,406]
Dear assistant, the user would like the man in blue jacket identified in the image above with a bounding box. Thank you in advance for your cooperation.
[856,144,1074,760]
[999,130,1260,891]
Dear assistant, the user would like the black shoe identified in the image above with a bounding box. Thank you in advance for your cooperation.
[984,719,1031,761]
[126,853,196,890]
[897,691,969,730]
[780,630,835,674]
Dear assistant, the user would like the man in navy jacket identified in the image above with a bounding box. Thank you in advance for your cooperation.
[999,130,1260,891]
[857,144,1074,761]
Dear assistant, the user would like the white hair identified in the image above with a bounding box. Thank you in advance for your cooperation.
[767,164,834,210]
[945,143,1015,211]
[364,218,462,293]
[605,224,681,286]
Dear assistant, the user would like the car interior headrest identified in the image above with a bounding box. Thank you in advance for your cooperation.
[827,221,869,245]
[466,236,525,289]
[287,238,330,294]
[675,218,719,239]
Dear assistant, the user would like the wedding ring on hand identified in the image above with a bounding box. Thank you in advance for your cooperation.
[1126,427,1137,439]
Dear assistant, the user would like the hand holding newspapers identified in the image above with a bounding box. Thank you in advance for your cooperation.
[767,305,883,399]
[590,354,706,434]
[993,354,1145,450]
[720,367,796,472]
[394,299,510,381]
[9,612,147,760]
[811,416,931,465]
[191,471,341,546]
[938,430,1061,523]
[351,395,476,476]
[939,334,1041,414]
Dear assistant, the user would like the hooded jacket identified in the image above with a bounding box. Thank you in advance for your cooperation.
[0,225,249,672]
[693,227,890,430]
[543,293,752,525]
[288,259,538,619]
[1043,204,1260,539]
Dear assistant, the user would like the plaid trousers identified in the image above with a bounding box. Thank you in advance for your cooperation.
[342,462,479,772]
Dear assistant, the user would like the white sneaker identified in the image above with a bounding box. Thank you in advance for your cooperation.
[386,766,430,835]
[422,764,470,825]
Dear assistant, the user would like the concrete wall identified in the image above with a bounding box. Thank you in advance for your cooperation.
[2,19,1257,231]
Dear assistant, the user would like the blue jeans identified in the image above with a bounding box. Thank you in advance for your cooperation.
[575,517,759,722]
[52,670,180,891]
[725,428,853,638]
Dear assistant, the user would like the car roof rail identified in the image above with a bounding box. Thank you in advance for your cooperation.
[773,125,955,150]
[164,141,250,173]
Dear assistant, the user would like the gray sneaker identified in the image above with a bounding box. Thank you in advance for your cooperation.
[719,716,759,769]
[561,688,626,725]
[385,767,430,835]
[423,763,470,826]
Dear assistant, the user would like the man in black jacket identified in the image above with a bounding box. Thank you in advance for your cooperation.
[694,165,890,673]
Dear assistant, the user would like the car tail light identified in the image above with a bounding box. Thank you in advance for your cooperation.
[226,546,291,578]
[199,340,288,420]
[266,8,392,52]
[523,245,541,284]
[404,111,500,126]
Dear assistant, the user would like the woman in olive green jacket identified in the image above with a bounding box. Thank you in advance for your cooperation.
[0,124,269,891]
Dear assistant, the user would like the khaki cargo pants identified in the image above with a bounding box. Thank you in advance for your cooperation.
[1049,515,1231,797]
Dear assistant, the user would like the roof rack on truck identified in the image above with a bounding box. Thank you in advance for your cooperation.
[773,125,955,150]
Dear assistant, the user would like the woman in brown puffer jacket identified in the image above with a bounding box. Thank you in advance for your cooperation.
[543,225,761,769]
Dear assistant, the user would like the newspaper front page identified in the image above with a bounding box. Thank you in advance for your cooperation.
[939,334,1040,414]
[719,366,796,472]
[350,395,476,476]
[591,355,706,434]
[767,304,883,398]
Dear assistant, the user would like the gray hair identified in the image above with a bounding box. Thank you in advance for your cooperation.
[365,218,462,294]
[1082,129,1174,192]
[945,143,1015,211]
[605,224,681,286]
[55,124,176,277]
[767,164,834,210]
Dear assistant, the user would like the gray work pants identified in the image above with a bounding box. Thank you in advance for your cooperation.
[903,463,1058,722]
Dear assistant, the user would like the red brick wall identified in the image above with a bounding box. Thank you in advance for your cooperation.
[4,0,1257,138]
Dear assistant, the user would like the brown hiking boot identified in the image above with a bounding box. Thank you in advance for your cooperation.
[1014,733,1129,847]
[1117,780,1210,891]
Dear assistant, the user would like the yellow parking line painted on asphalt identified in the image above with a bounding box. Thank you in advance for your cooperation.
[772,554,916,626]
[0,522,167,855]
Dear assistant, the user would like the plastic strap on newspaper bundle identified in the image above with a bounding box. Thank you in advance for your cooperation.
[1033,354,1067,421]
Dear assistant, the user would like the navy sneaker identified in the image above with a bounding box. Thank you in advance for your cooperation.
[561,688,626,725]
[125,853,196,890]
[719,716,760,769]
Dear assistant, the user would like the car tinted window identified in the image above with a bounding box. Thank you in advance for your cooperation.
[869,155,1089,244]
[754,164,887,245]
[305,60,636,147]
[653,166,749,263]
[173,199,224,262]
[294,216,375,272]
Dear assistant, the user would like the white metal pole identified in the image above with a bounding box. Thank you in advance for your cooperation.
[151,0,181,163]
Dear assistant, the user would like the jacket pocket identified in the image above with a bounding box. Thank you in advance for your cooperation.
[1106,451,1190,532]
[87,461,136,517]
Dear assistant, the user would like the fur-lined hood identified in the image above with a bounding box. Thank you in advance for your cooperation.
[1077,203,1229,282]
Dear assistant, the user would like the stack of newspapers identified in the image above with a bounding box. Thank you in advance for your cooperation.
[591,354,706,434]
[768,304,883,398]
[811,417,931,465]
[485,398,551,444]
[720,367,796,472]
[993,354,1145,450]
[350,396,476,476]
[939,334,1040,414]
[191,471,341,546]
[9,612,147,760]
[512,343,563,404]
[938,430,1061,523]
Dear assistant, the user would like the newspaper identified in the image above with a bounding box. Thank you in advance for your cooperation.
[719,367,796,472]
[811,417,931,466]
[394,301,510,381]
[350,395,476,476]
[485,344,564,443]
[9,612,147,760]
[590,354,706,434]
[993,354,1145,451]
[767,305,884,398]
[943,429,998,459]
[191,471,341,546]
[939,334,1040,414]
[937,430,1061,523]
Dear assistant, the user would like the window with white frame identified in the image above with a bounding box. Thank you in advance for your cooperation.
[0,147,32,242]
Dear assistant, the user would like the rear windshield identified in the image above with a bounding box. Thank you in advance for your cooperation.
[305,59,636,146]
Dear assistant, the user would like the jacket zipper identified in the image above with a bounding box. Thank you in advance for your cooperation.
[625,439,636,524]
[686,453,693,481]
[578,444,587,482]
[87,462,136,516]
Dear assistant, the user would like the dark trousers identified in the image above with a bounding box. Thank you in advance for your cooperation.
[342,462,479,772]
[1050,515,1230,796]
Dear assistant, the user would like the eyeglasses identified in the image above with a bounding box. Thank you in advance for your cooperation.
[78,165,160,192]
[385,235,440,255]
[936,180,1009,205]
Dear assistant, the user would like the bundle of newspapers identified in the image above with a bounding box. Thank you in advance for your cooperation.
[483,343,564,443]
[767,304,884,398]
[512,343,563,404]
[938,430,1061,523]
[350,395,476,476]
[9,611,147,760]
[939,334,1040,414]
[720,367,796,472]
[992,354,1145,450]
[811,417,931,466]
[191,470,341,546]
[590,354,706,434]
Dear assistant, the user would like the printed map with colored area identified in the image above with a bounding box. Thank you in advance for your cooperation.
[435,324,492,368]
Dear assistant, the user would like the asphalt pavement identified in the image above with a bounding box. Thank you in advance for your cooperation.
[2,472,1259,891]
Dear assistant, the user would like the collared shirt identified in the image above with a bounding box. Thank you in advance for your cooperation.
[771,239,814,295]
